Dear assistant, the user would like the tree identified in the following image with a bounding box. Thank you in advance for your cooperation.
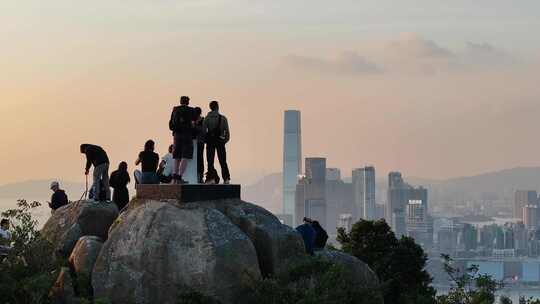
[436,254,501,304]
[337,219,436,304]
[0,199,63,304]
[242,256,382,304]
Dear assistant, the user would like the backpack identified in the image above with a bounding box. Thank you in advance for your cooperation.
[169,106,193,133]
[206,115,223,143]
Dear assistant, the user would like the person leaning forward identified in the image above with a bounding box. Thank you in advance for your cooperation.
[80,144,111,201]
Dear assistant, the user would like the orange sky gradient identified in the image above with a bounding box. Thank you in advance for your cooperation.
[1,2,540,185]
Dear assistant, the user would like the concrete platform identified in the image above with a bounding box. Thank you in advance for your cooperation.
[135,184,241,202]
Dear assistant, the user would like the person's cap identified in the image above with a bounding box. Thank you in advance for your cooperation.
[50,181,59,189]
[303,217,313,223]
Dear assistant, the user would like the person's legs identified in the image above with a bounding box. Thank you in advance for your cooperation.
[177,137,193,182]
[178,158,190,175]
[172,134,182,183]
[197,142,204,183]
[102,163,111,200]
[134,170,142,184]
[206,142,217,180]
[92,165,102,201]
[217,143,230,181]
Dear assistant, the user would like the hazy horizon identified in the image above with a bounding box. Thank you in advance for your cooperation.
[2,1,540,185]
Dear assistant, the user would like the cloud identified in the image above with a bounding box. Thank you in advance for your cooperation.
[460,42,513,67]
[284,51,381,75]
[285,34,518,77]
[387,33,453,59]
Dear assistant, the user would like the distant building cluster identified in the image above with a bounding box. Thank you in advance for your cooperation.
[280,110,540,285]
[279,110,431,243]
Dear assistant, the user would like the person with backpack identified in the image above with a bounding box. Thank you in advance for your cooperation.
[202,101,231,184]
[110,161,130,210]
[169,96,196,184]
[80,144,110,201]
[49,181,69,212]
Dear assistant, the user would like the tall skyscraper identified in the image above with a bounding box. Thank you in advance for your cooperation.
[295,158,327,228]
[283,110,302,225]
[352,166,376,220]
[514,190,538,220]
[386,172,407,227]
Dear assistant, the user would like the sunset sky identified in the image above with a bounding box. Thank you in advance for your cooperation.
[1,1,540,185]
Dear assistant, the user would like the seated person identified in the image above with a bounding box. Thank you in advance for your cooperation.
[110,161,130,211]
[295,217,316,255]
[49,181,69,212]
[158,145,174,184]
[135,140,160,184]
[311,220,328,250]
[0,219,12,256]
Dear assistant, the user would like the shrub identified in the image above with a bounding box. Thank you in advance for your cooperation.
[242,256,382,304]
[0,199,63,304]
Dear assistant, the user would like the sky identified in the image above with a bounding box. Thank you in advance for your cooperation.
[1,1,540,185]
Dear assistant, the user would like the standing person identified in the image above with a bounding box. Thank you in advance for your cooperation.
[202,101,231,184]
[110,161,130,210]
[194,107,205,183]
[158,145,174,184]
[135,140,160,184]
[49,181,69,212]
[80,144,110,202]
[169,96,195,184]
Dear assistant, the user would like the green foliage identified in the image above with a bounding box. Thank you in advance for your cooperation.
[337,219,436,304]
[177,288,220,304]
[436,254,502,304]
[0,199,63,304]
[242,256,382,304]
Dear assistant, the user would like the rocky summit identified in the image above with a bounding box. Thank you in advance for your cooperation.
[41,197,379,304]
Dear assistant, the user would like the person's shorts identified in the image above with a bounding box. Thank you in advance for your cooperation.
[173,134,194,160]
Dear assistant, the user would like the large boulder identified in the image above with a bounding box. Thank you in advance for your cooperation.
[315,249,380,289]
[189,200,305,277]
[92,201,262,304]
[69,236,104,298]
[42,200,118,258]
[77,202,118,240]
[42,200,86,257]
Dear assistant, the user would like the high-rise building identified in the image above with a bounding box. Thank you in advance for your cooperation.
[283,110,302,225]
[326,168,341,181]
[514,190,538,220]
[462,224,478,251]
[305,158,326,183]
[387,172,408,233]
[387,172,431,239]
[405,187,432,247]
[352,166,376,220]
[388,172,404,189]
[524,205,539,230]
[295,158,327,228]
